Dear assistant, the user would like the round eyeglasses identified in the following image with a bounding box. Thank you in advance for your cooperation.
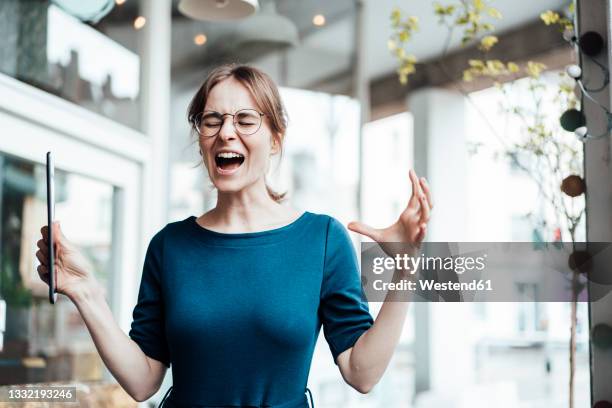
[190,109,265,137]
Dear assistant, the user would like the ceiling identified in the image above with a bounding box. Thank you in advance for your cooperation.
[99,0,569,93]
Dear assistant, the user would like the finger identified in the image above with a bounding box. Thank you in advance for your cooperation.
[409,172,430,224]
[412,223,426,242]
[347,221,383,242]
[40,225,49,243]
[41,222,64,243]
[412,170,425,200]
[37,240,48,256]
[52,221,65,243]
[37,264,49,285]
[419,193,430,224]
[420,177,434,210]
[35,250,48,266]
[415,225,427,243]
[407,169,424,211]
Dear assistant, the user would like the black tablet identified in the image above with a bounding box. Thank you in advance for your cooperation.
[46,152,57,304]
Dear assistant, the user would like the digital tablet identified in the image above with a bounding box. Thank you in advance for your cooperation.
[46,152,57,304]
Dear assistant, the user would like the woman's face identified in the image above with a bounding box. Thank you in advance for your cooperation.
[199,77,279,196]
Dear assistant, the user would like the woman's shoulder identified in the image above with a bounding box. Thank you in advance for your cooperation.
[146,216,197,244]
[299,211,351,238]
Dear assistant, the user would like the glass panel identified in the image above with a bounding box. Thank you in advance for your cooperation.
[276,87,361,222]
[463,72,589,407]
[0,152,115,385]
[0,1,141,130]
[362,112,414,407]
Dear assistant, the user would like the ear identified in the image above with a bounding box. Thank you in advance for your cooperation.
[270,134,282,155]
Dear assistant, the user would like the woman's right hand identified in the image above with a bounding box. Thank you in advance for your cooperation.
[36,221,99,300]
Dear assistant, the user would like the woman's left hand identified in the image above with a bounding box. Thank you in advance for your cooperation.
[348,169,433,250]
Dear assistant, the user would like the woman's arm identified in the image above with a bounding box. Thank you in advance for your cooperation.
[36,223,167,402]
[69,281,167,402]
[335,271,413,393]
[342,169,433,392]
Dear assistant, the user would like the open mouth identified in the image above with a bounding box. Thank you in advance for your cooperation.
[214,152,245,172]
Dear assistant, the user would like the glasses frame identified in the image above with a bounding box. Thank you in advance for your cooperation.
[190,109,266,138]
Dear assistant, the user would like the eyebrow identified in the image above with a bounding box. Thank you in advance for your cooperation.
[203,107,260,113]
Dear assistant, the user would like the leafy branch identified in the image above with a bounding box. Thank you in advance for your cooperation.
[389,2,584,407]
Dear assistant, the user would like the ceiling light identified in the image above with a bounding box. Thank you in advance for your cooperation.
[234,1,298,50]
[194,33,208,46]
[313,14,325,26]
[178,0,259,21]
[115,0,126,5]
[133,16,146,29]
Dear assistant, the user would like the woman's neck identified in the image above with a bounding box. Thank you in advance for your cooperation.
[199,179,299,233]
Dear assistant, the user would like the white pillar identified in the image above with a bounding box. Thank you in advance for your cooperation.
[354,0,370,223]
[407,88,475,400]
[138,1,173,405]
[140,0,172,236]
[408,87,467,241]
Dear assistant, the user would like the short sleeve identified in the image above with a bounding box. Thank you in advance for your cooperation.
[319,217,374,365]
[128,231,171,367]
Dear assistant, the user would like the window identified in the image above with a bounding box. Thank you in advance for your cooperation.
[463,73,589,407]
[0,3,141,130]
[0,152,115,385]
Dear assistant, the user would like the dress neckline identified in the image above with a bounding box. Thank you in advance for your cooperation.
[186,211,313,246]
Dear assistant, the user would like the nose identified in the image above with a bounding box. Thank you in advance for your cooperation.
[218,116,237,141]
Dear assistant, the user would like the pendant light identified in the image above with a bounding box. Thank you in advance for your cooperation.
[234,0,299,49]
[178,0,259,21]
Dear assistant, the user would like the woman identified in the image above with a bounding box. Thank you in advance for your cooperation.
[35,64,433,407]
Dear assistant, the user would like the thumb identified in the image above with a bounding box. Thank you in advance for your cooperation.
[415,225,426,244]
[52,221,67,244]
[347,221,382,241]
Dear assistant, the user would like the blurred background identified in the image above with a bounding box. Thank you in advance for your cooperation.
[0,0,611,407]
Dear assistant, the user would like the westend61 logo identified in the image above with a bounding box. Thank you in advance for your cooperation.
[370,253,491,294]
[360,242,612,302]
[372,253,487,275]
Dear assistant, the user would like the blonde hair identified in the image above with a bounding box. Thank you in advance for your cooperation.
[188,64,287,202]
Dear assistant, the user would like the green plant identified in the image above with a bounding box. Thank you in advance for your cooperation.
[390,2,583,407]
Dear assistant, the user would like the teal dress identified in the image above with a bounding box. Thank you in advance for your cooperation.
[129,212,374,407]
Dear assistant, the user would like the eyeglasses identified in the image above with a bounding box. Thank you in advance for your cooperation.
[190,109,265,138]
